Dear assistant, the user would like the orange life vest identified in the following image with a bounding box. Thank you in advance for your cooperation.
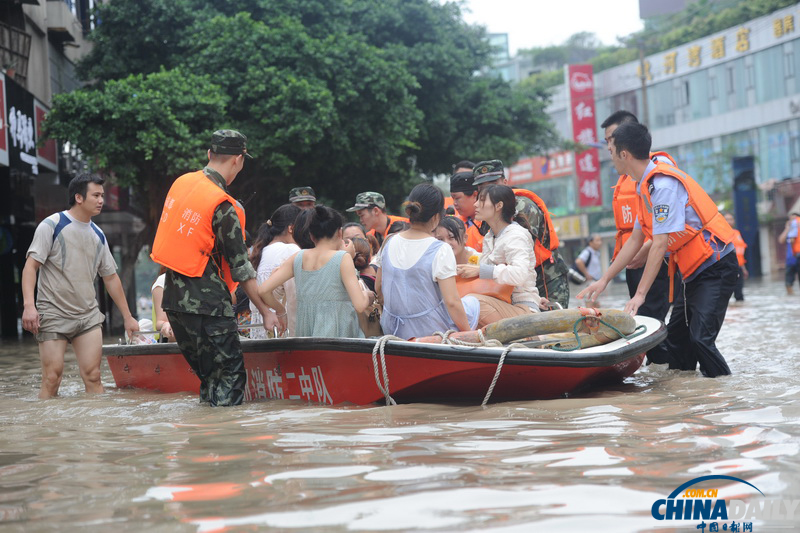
[151,170,246,293]
[638,162,733,300]
[367,214,409,242]
[731,229,747,267]
[611,151,677,260]
[792,216,800,256]
[455,276,513,303]
[512,188,559,265]
[458,214,484,252]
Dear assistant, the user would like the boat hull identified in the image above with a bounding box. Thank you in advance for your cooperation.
[105,316,667,405]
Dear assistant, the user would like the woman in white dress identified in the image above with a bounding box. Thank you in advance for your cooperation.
[249,204,302,338]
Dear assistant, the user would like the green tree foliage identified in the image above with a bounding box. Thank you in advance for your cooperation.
[44,68,228,292]
[52,0,556,229]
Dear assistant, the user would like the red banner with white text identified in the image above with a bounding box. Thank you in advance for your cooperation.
[567,65,602,207]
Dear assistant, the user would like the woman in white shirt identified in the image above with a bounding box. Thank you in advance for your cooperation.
[249,204,302,338]
[457,184,541,327]
[376,183,479,339]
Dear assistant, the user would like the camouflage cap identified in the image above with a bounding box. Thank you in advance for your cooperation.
[472,160,504,185]
[289,186,316,203]
[210,129,253,159]
[346,191,385,212]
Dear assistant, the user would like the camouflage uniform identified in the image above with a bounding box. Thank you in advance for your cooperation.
[514,195,570,309]
[161,136,257,406]
[474,160,570,310]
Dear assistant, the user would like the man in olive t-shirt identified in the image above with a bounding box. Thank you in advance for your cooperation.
[21,174,139,399]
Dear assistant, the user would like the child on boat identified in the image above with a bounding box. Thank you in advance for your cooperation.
[435,215,479,265]
[376,183,480,339]
[457,184,541,327]
[258,206,373,338]
[249,204,302,338]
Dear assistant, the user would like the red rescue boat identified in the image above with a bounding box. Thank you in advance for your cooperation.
[104,315,666,405]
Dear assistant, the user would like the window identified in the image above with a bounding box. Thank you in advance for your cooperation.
[709,72,718,99]
[786,50,796,79]
[745,64,755,89]
[726,66,735,94]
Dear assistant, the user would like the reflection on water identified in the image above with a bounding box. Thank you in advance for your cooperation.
[1,279,799,532]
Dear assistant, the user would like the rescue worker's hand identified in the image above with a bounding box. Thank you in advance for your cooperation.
[742,265,749,280]
[263,309,283,335]
[124,315,140,341]
[624,294,645,316]
[456,264,479,279]
[22,305,40,335]
[577,278,607,303]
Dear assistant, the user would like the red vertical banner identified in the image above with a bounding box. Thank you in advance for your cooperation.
[567,65,602,207]
[35,102,57,171]
[0,77,7,167]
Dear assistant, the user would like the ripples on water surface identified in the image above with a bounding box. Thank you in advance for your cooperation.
[1,280,799,532]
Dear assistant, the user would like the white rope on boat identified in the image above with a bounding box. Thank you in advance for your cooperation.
[434,329,503,348]
[432,330,526,407]
[371,335,402,406]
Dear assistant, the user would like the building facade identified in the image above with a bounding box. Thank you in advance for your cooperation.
[0,0,100,337]
[509,4,800,274]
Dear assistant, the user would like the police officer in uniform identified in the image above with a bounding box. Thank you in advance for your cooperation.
[579,122,738,377]
[601,111,676,363]
[472,160,570,310]
[151,130,280,406]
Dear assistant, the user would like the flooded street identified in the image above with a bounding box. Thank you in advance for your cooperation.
[2,279,800,532]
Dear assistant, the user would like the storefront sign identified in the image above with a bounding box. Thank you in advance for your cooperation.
[552,214,586,241]
[567,64,602,208]
[4,77,37,175]
[507,151,573,185]
[587,210,617,236]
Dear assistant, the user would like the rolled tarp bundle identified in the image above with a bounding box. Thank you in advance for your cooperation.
[413,308,636,347]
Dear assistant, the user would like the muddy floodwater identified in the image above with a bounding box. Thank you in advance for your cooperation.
[1,279,799,532]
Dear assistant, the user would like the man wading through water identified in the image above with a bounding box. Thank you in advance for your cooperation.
[151,130,280,406]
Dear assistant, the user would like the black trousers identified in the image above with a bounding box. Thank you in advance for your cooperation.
[662,252,739,377]
[625,261,671,321]
[626,261,672,365]
[733,266,745,301]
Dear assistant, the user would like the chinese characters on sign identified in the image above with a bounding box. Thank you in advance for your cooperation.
[568,64,602,207]
[244,365,333,404]
[638,8,797,83]
[507,151,572,185]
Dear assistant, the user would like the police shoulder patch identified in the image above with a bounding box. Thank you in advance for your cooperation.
[654,204,670,223]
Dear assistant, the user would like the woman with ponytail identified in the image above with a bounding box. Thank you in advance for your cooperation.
[258,205,373,338]
[457,184,541,326]
[376,183,480,339]
[249,204,302,338]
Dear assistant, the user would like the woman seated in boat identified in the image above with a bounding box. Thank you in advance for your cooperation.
[456,184,541,328]
[249,204,302,338]
[376,183,480,339]
[437,214,515,307]
[435,215,478,264]
[348,237,378,293]
[258,206,374,338]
